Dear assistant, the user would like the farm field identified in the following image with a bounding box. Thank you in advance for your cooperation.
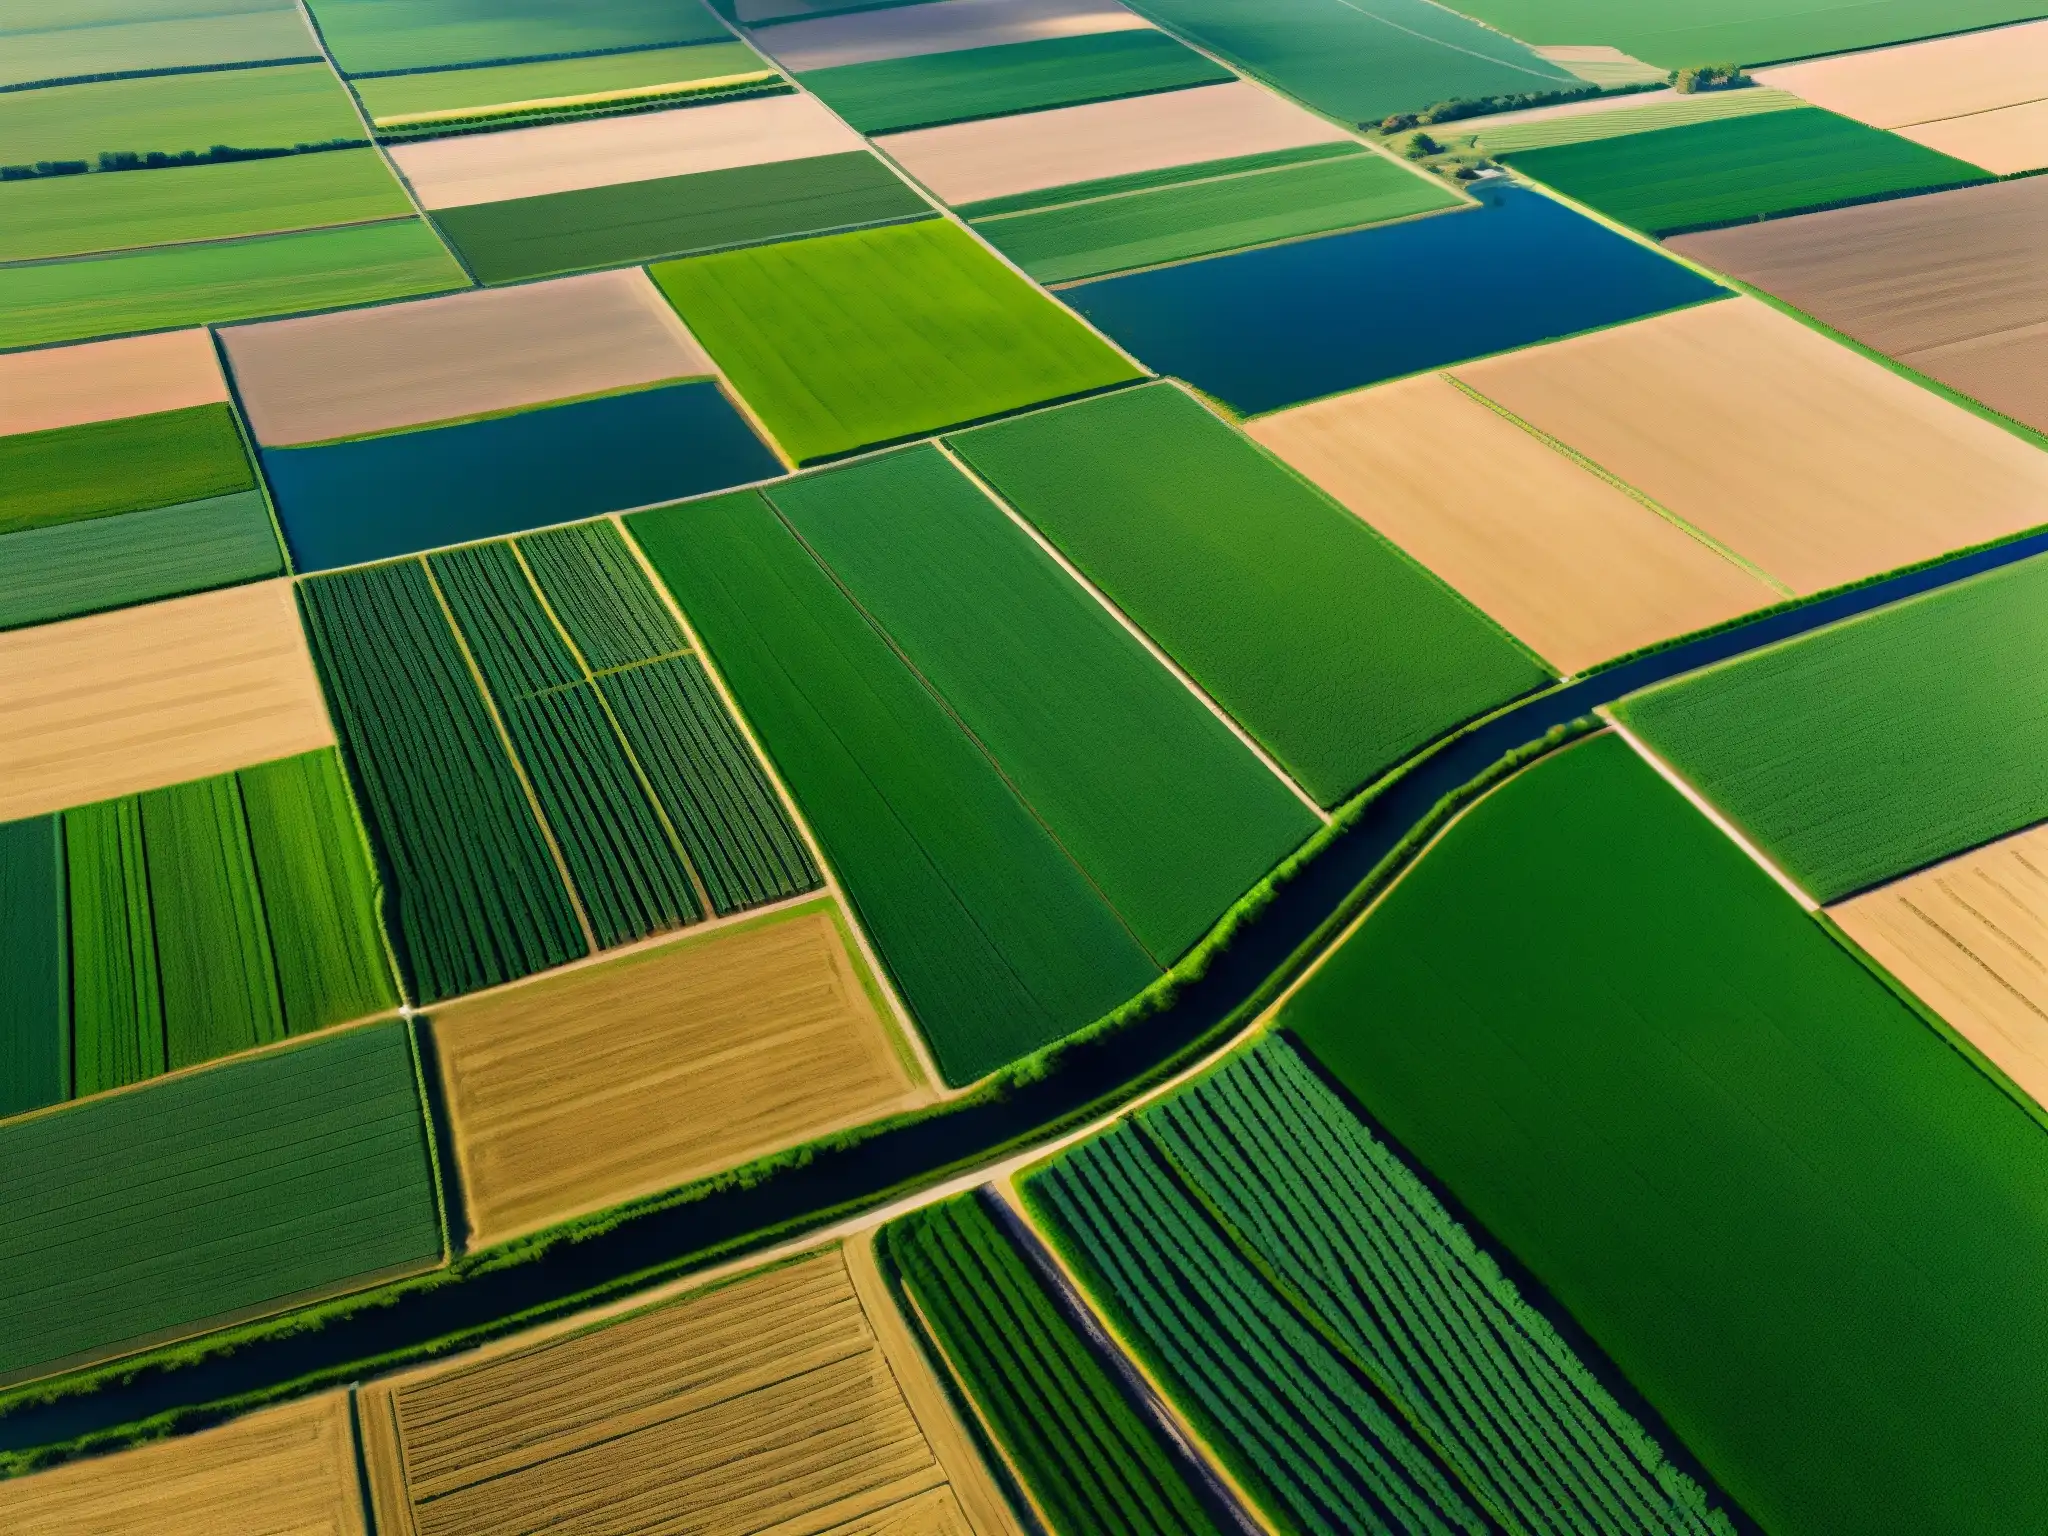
[0,62,363,165]
[975,148,1461,283]
[430,902,921,1247]
[0,218,468,350]
[1453,85,1804,155]
[1062,182,1725,416]
[1501,108,1995,237]
[0,1394,366,1533]
[875,80,1350,206]
[753,0,1152,72]
[1284,731,2048,1536]
[3,3,319,90]
[0,1020,442,1385]
[1613,553,2048,903]
[881,1192,1225,1535]
[1670,177,2048,438]
[796,29,1232,135]
[261,379,779,569]
[950,382,1551,804]
[0,328,226,435]
[650,218,1141,463]
[355,40,776,130]
[1249,372,1779,673]
[0,581,333,823]
[354,1244,1019,1536]
[305,0,729,75]
[1449,298,2048,596]
[2,401,252,535]
[1116,0,1576,123]
[629,487,1159,1084]
[219,268,715,446]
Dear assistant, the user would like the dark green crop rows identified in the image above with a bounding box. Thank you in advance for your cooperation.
[518,520,687,673]
[0,402,255,537]
[882,1194,1223,1536]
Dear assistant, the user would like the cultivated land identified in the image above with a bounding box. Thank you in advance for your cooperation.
[0,1021,442,1385]
[389,94,868,210]
[1614,554,2048,903]
[0,1393,366,1534]
[0,580,333,823]
[950,382,1551,805]
[1897,98,2048,178]
[875,80,1349,205]
[356,1245,1020,1536]
[651,218,1140,464]
[3,3,318,90]
[0,219,469,351]
[0,61,363,164]
[1449,299,2048,596]
[1670,178,2048,439]
[0,328,225,436]
[2,401,252,534]
[630,488,1158,1084]
[1833,822,2048,1111]
[220,268,716,446]
[1286,733,2048,1536]
[429,903,926,1248]
[1757,20,2048,145]
[306,0,729,75]
[1249,372,1778,674]
[754,0,1150,72]
[1501,107,1994,237]
[1458,85,1803,155]
[353,40,774,124]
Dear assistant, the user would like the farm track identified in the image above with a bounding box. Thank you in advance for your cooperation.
[8,510,2048,1461]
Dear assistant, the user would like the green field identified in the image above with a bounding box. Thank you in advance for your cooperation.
[956,142,1363,219]
[1501,108,1995,236]
[627,489,1159,1085]
[0,816,67,1119]
[881,1195,1225,1536]
[1028,1124,1493,1535]
[1460,86,1803,155]
[354,39,769,120]
[3,4,318,91]
[0,402,254,536]
[0,146,414,261]
[434,152,932,285]
[1614,556,2048,901]
[1149,1038,1736,1535]
[651,219,1141,464]
[975,149,1462,283]
[795,29,1232,135]
[307,0,728,74]
[1285,732,2048,1536]
[517,520,687,672]
[298,561,588,1004]
[1118,0,1576,124]
[0,218,468,350]
[0,491,285,631]
[0,1020,442,1384]
[1436,0,2048,67]
[769,447,1316,962]
[0,63,364,163]
[948,384,1551,806]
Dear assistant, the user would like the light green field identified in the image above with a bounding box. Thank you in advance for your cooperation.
[1458,86,1803,155]
[353,40,769,121]
[0,148,411,261]
[0,62,363,164]
[307,0,729,75]
[0,218,468,349]
[0,4,318,90]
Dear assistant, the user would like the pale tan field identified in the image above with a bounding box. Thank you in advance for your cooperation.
[357,1244,1020,1536]
[756,0,1149,72]
[1832,821,2048,1111]
[0,580,334,823]
[0,1394,365,1535]
[1757,20,2048,129]
[1248,373,1778,673]
[876,80,1349,204]
[0,328,225,436]
[391,93,867,210]
[1898,97,2048,175]
[1532,44,1666,86]
[1448,299,2048,595]
[429,903,930,1248]
[220,269,714,446]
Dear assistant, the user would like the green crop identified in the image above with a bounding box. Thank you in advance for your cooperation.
[428,542,583,701]
[0,404,254,537]
[0,63,365,165]
[517,520,687,673]
[957,143,1363,219]
[0,816,69,1118]
[64,797,165,1098]
[307,0,727,75]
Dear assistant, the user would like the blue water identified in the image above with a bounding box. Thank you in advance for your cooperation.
[263,379,783,572]
[1060,183,1729,415]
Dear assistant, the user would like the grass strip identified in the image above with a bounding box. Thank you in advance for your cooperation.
[0,404,254,537]
[516,519,687,672]
[63,798,165,1098]
[0,816,69,1119]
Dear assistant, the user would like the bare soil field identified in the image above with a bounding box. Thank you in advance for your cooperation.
[1671,178,2048,435]
[0,580,335,823]
[1449,299,2048,595]
[220,270,715,446]
[1757,21,2048,129]
[357,1244,1019,1536]
[1248,372,1777,673]
[753,0,1150,72]
[391,94,868,210]
[1832,821,2048,1112]
[876,80,1349,204]
[1897,98,2048,176]
[0,1393,365,1534]
[428,904,930,1249]
[0,329,225,436]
